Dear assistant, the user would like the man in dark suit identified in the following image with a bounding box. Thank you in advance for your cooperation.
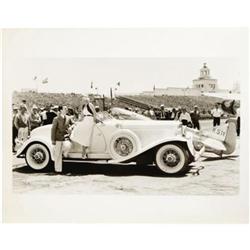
[51,106,73,172]
[190,105,200,130]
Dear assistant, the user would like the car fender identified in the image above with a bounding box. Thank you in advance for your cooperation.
[16,136,54,161]
[108,135,194,164]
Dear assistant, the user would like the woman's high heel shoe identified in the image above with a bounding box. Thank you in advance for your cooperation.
[81,152,87,159]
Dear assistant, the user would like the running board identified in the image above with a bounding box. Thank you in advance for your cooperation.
[63,158,110,164]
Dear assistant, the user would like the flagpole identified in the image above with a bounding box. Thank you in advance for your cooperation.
[110,87,113,106]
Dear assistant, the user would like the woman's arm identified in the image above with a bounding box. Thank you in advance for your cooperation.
[88,103,97,118]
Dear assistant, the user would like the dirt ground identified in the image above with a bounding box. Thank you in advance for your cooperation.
[12,120,240,195]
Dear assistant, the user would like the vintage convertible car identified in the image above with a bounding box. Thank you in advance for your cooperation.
[16,107,237,175]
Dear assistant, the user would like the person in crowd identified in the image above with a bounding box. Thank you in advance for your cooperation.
[179,108,192,126]
[149,107,156,119]
[67,107,74,117]
[73,108,80,121]
[236,106,240,136]
[14,104,30,146]
[154,109,161,120]
[22,100,27,109]
[51,105,73,173]
[211,103,223,127]
[165,108,172,120]
[29,105,41,131]
[12,106,19,152]
[46,105,58,124]
[175,106,182,120]
[41,105,49,125]
[170,108,176,120]
[143,109,150,117]
[159,104,166,120]
[190,105,200,130]
[70,96,98,159]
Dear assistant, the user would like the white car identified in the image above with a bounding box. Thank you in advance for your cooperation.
[16,107,237,175]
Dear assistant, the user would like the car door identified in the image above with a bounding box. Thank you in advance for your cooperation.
[88,122,107,153]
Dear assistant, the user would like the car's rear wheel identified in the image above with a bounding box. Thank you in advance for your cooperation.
[155,143,190,175]
[25,143,51,170]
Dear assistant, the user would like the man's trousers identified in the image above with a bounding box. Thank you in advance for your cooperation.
[53,141,71,172]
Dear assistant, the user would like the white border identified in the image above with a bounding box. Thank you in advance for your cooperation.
[2,28,248,224]
[1,1,250,250]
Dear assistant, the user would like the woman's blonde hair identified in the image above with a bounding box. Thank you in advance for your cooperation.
[82,96,90,103]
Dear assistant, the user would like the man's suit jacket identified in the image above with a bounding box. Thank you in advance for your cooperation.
[51,115,73,142]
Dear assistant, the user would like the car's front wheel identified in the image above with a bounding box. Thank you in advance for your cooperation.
[155,143,190,175]
[25,143,51,170]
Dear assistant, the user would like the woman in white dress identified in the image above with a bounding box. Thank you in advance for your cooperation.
[70,96,98,158]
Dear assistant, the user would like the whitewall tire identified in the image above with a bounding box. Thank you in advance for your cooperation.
[155,143,189,175]
[109,130,141,160]
[25,143,51,170]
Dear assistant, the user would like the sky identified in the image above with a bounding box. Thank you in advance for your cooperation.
[6,57,241,96]
[3,28,246,96]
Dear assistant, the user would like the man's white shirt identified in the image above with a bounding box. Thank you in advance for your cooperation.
[179,112,192,122]
[211,108,223,118]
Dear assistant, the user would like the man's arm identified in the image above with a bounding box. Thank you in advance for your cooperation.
[51,117,58,145]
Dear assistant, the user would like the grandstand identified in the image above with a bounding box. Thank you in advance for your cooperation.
[12,91,85,109]
[13,91,225,114]
[116,95,224,112]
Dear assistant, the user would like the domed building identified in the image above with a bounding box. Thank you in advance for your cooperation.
[192,63,218,92]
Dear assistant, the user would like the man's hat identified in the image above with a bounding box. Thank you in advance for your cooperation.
[51,105,59,111]
[19,104,27,110]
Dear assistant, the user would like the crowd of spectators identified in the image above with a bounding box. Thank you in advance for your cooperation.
[12,100,80,152]
[124,95,224,119]
[124,104,203,128]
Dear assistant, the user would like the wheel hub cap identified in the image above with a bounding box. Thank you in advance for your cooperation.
[114,137,133,157]
[163,150,180,167]
[32,149,45,163]
[166,153,177,162]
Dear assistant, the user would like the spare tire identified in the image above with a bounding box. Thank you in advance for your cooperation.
[109,130,141,160]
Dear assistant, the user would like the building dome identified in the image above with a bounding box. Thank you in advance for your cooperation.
[199,63,211,79]
[192,63,218,92]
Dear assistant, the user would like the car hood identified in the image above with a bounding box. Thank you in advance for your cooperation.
[118,120,181,130]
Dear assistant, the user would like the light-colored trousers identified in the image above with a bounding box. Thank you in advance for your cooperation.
[53,141,71,172]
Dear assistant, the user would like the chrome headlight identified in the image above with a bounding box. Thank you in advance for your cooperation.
[193,140,204,151]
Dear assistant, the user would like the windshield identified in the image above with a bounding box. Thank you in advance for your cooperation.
[109,107,151,120]
[96,111,114,121]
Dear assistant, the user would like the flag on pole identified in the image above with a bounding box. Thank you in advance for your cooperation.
[42,77,48,84]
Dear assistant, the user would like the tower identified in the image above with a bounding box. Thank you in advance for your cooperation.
[192,63,218,92]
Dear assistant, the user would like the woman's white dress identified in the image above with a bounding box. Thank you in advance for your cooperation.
[70,105,95,147]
